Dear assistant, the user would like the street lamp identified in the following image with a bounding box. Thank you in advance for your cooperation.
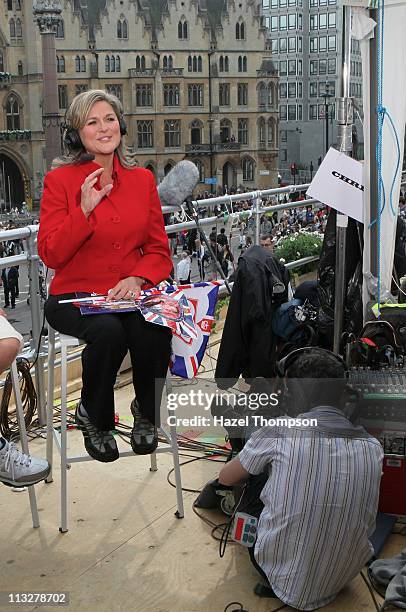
[310,160,314,181]
[320,81,334,155]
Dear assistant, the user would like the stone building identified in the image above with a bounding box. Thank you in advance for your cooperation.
[0,0,279,209]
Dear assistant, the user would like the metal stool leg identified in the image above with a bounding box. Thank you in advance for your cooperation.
[10,361,40,529]
[165,375,184,518]
[149,452,157,472]
[45,328,55,483]
[59,342,68,533]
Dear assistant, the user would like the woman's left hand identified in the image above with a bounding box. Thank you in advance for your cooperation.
[107,276,145,301]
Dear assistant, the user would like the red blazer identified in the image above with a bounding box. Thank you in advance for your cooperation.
[38,156,172,295]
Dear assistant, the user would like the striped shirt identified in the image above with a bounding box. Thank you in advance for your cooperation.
[238,406,383,611]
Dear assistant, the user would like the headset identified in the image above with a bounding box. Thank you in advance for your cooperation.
[276,346,347,378]
[62,114,127,151]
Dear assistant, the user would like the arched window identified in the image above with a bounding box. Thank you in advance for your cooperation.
[17,60,23,76]
[192,56,197,72]
[110,56,115,72]
[164,55,172,70]
[178,19,187,39]
[117,20,122,38]
[15,0,21,9]
[224,56,229,72]
[267,118,275,145]
[258,82,267,106]
[0,50,4,72]
[243,56,247,72]
[198,56,202,72]
[238,56,242,72]
[137,120,154,148]
[9,19,16,38]
[258,118,266,144]
[15,18,22,37]
[105,55,110,72]
[236,22,240,39]
[60,55,65,72]
[241,22,245,39]
[242,158,254,182]
[220,118,232,143]
[80,55,86,72]
[75,55,80,72]
[116,55,121,72]
[187,55,192,71]
[168,55,173,69]
[268,83,274,107]
[123,19,128,38]
[55,19,64,38]
[7,0,12,10]
[219,56,224,72]
[190,119,202,145]
[236,21,245,40]
[195,160,205,183]
[6,94,21,130]
[141,55,145,70]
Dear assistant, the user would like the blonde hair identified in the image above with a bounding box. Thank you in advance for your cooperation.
[53,89,137,169]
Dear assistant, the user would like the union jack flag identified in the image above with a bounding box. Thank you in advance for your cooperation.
[167,282,220,379]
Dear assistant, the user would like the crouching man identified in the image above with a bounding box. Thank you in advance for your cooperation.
[219,348,383,611]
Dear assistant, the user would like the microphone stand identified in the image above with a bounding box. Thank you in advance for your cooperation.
[184,196,232,295]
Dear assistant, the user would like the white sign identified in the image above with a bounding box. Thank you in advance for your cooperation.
[259,170,270,175]
[306,147,364,223]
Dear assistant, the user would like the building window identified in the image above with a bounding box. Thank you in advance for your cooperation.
[117,18,128,39]
[288,37,296,52]
[310,59,317,75]
[281,149,287,162]
[6,95,20,130]
[135,55,146,71]
[163,55,173,70]
[328,12,336,28]
[163,84,180,106]
[56,55,65,73]
[328,35,336,50]
[7,0,12,9]
[271,39,278,53]
[328,58,336,74]
[106,84,122,102]
[279,60,287,76]
[237,83,248,106]
[58,84,68,109]
[271,16,278,30]
[242,158,254,181]
[105,55,110,72]
[238,118,248,145]
[319,36,327,52]
[236,21,245,40]
[15,0,21,9]
[288,104,296,120]
[279,38,287,53]
[238,56,247,72]
[297,104,303,120]
[164,120,181,147]
[319,13,327,28]
[258,82,267,105]
[258,117,266,144]
[75,55,80,72]
[297,82,303,97]
[319,59,327,75]
[310,82,317,97]
[9,19,15,38]
[279,15,287,30]
[137,120,153,148]
[80,55,86,72]
[195,160,205,182]
[219,83,230,106]
[298,14,303,29]
[268,118,276,144]
[309,37,318,52]
[297,36,303,52]
[188,84,203,106]
[15,18,22,37]
[279,83,287,98]
[310,14,317,30]
[281,130,287,142]
[288,14,296,29]
[188,55,202,72]
[219,55,229,72]
[280,105,287,120]
[55,19,64,38]
[220,118,232,142]
[178,19,188,39]
[288,83,296,98]
[75,84,87,95]
[136,84,153,107]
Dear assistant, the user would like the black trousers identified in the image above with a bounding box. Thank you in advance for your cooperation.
[45,294,172,431]
[4,282,17,307]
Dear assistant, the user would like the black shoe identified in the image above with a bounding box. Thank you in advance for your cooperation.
[130,398,158,455]
[75,403,119,463]
[3,304,9,308]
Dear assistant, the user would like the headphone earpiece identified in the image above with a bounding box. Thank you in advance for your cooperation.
[276,347,347,378]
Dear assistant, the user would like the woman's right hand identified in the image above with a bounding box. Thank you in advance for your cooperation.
[80,168,113,218]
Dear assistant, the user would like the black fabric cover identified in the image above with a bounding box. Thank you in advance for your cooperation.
[215,246,290,386]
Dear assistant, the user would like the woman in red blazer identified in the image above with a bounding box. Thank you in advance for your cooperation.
[38,90,172,461]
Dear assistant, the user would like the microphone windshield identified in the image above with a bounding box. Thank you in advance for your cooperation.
[157,160,200,208]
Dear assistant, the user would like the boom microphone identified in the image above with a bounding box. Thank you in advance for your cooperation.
[157,160,200,208]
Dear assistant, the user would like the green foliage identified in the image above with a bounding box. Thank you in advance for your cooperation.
[274,232,323,273]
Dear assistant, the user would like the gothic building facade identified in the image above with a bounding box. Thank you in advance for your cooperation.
[0,0,278,209]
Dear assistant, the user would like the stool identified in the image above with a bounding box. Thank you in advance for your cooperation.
[9,360,40,528]
[45,326,184,532]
